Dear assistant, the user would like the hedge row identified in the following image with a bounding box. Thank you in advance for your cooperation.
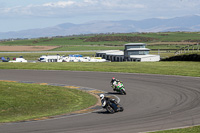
[162,54,200,61]
[84,36,158,42]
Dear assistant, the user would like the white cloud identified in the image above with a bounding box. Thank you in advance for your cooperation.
[0,0,200,20]
[43,1,75,8]
[99,0,145,8]
[1,0,200,32]
[83,0,98,4]
[0,0,145,17]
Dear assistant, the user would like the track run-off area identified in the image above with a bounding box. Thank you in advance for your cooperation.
[0,69,200,133]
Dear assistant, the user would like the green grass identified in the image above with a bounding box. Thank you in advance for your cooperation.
[1,32,200,53]
[0,81,97,123]
[147,44,194,50]
[151,126,200,133]
[0,37,124,46]
[1,32,200,47]
[0,62,199,77]
[51,45,124,51]
[131,32,200,42]
[52,45,198,51]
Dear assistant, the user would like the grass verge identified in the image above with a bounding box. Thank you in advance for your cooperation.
[151,126,200,133]
[0,61,199,77]
[0,81,97,123]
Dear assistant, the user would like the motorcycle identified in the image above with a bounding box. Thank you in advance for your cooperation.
[105,99,124,114]
[111,82,126,95]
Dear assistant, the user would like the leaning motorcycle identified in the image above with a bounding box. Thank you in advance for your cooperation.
[105,100,124,114]
[111,82,126,95]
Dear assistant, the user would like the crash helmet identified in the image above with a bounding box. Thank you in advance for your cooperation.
[99,94,104,100]
[111,77,116,83]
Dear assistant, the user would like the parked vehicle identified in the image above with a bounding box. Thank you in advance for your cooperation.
[38,54,108,62]
[9,58,27,62]
[9,56,27,63]
[38,55,64,62]
[0,57,9,62]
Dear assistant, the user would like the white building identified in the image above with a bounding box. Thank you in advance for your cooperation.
[96,43,160,62]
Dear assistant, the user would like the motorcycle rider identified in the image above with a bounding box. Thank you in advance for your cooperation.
[99,94,118,111]
[110,77,122,91]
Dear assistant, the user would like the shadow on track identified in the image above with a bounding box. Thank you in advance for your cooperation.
[93,110,113,114]
[106,92,122,95]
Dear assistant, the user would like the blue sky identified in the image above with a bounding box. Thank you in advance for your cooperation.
[0,0,200,32]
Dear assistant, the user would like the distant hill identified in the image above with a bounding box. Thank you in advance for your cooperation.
[1,15,200,39]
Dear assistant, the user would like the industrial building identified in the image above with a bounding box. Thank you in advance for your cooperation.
[96,43,160,62]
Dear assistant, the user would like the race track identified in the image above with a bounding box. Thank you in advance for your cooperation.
[0,69,200,133]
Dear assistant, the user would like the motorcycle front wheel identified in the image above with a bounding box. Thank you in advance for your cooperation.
[119,106,124,112]
[120,89,126,95]
[106,106,115,114]
[117,104,124,112]
[122,89,126,95]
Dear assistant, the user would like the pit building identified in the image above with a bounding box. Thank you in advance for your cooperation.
[96,43,160,62]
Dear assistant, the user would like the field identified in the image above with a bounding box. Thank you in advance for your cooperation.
[0,62,199,77]
[0,81,97,123]
[1,32,200,46]
[151,126,200,133]
[0,46,59,51]
[0,32,200,52]
[0,32,199,61]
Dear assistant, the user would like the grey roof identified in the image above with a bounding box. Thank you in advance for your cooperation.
[96,50,120,54]
[96,50,124,56]
[124,43,146,46]
[126,48,150,51]
[106,51,124,55]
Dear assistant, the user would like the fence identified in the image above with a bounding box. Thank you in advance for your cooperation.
[175,43,200,55]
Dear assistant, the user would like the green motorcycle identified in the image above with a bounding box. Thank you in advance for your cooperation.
[111,82,126,95]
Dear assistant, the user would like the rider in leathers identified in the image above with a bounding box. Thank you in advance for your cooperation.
[99,94,118,111]
[110,77,123,91]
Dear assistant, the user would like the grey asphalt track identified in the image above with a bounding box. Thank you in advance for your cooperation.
[0,69,200,133]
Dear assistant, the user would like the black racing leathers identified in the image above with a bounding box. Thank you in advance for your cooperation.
[101,97,118,111]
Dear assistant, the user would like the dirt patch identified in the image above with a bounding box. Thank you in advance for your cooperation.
[0,46,59,51]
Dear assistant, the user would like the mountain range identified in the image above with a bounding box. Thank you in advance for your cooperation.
[1,15,200,39]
